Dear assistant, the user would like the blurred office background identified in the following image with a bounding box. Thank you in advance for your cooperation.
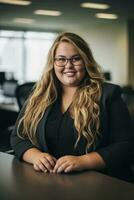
[0,0,134,86]
[0,0,134,152]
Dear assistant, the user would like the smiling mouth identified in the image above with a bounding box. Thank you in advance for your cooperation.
[63,72,76,77]
[63,71,76,74]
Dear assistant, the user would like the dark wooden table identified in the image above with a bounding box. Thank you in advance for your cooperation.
[0,152,134,200]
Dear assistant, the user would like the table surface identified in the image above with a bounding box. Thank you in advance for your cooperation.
[0,152,134,200]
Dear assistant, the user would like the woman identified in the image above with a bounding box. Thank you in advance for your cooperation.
[11,32,133,180]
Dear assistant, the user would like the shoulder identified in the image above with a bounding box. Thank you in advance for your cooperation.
[101,82,122,102]
[102,82,121,93]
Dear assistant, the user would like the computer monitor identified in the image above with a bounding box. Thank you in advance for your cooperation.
[2,80,18,97]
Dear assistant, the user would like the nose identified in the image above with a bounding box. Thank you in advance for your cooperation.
[65,59,74,69]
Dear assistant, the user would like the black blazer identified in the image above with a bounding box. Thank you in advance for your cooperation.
[11,82,133,179]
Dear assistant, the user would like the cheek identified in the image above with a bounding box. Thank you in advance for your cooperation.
[54,66,63,78]
[54,66,58,74]
[78,68,86,78]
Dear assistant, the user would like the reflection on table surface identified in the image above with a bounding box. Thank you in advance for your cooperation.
[0,152,134,200]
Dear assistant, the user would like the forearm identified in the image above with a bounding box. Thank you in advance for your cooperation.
[81,152,106,170]
[22,147,43,164]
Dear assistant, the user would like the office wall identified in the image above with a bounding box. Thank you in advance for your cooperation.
[0,21,129,86]
[128,20,134,87]
[66,21,128,86]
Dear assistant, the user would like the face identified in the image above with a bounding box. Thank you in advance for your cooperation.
[54,42,86,88]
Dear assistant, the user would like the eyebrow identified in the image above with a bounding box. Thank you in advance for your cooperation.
[55,54,80,58]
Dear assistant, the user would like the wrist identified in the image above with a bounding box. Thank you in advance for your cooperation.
[22,148,43,164]
[80,152,106,170]
[79,155,90,170]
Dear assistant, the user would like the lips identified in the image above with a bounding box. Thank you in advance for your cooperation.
[63,71,76,74]
[63,71,76,77]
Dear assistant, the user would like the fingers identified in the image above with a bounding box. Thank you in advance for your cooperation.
[53,161,68,173]
[53,156,74,173]
[52,156,81,173]
[33,154,79,174]
[34,159,73,174]
[33,154,57,173]
[33,160,47,173]
[40,156,55,173]
[64,165,72,173]
[46,155,57,167]
[53,162,73,173]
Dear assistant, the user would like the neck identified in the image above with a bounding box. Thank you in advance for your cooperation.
[62,86,77,97]
[61,86,77,113]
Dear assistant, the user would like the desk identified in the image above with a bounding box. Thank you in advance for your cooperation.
[0,98,18,151]
[0,105,18,131]
[0,95,19,112]
[0,95,19,131]
[0,103,18,113]
[0,152,134,200]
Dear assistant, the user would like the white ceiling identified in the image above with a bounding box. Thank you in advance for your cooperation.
[0,0,134,31]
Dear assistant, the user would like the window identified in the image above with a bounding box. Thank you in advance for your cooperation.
[0,30,58,82]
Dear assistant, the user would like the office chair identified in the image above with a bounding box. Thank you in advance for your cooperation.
[122,87,134,124]
[0,82,36,153]
[0,79,18,153]
[103,71,111,81]
[15,82,36,110]
[122,87,134,182]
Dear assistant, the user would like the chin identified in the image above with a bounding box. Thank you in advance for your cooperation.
[64,82,79,87]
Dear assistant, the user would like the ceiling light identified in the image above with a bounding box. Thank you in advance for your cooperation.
[95,13,118,19]
[81,2,110,9]
[0,0,31,6]
[13,18,34,24]
[34,10,62,16]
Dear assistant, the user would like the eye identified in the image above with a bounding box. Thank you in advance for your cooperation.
[56,57,66,62]
[72,56,81,62]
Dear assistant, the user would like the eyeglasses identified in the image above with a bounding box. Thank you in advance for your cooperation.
[54,55,83,67]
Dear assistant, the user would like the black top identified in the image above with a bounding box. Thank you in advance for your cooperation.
[11,82,134,181]
[45,99,78,158]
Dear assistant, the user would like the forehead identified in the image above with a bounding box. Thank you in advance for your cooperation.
[55,42,78,56]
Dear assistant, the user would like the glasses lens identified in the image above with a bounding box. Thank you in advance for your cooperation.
[71,56,82,64]
[55,55,82,66]
[55,57,66,66]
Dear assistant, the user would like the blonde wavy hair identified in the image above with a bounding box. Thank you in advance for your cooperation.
[18,32,104,153]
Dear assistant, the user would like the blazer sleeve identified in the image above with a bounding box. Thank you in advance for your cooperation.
[96,84,133,168]
[10,103,36,160]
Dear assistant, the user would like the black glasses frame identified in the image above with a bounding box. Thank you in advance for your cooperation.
[54,55,82,67]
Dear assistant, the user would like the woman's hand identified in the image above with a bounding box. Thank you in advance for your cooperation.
[23,148,105,174]
[53,155,86,173]
[33,152,57,173]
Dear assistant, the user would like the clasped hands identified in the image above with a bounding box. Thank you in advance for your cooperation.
[33,152,86,173]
